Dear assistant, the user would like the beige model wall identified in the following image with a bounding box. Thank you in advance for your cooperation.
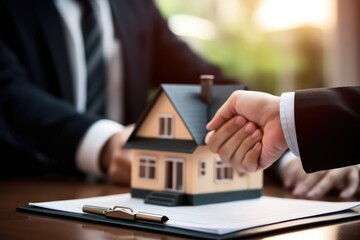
[136,92,192,140]
[131,147,263,194]
[184,146,263,194]
[131,149,191,191]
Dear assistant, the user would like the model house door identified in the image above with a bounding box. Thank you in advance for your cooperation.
[165,158,184,192]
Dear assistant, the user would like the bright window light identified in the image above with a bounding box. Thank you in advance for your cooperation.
[255,0,334,31]
[168,14,216,40]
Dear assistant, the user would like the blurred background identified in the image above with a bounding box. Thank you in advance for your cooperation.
[156,0,360,94]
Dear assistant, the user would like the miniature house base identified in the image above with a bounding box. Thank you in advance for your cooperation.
[132,189,261,206]
[125,81,263,206]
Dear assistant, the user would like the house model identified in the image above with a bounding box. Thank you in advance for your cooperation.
[125,75,263,206]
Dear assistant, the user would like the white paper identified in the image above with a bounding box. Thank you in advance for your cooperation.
[29,193,360,235]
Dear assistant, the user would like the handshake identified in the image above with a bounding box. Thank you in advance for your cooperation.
[205,87,360,174]
[205,90,287,173]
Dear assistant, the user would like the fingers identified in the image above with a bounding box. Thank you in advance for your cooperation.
[281,159,305,189]
[339,167,359,199]
[292,171,326,198]
[232,129,262,172]
[206,91,243,131]
[108,149,131,185]
[217,122,256,163]
[206,116,247,154]
[234,142,262,173]
[296,167,359,199]
[206,115,263,173]
[100,126,135,185]
[285,166,360,200]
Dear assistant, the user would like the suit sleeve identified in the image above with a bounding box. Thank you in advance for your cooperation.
[294,87,360,172]
[0,41,98,172]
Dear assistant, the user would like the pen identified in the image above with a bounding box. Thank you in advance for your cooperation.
[82,205,169,224]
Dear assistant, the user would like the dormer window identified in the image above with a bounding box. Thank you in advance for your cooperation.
[159,114,174,138]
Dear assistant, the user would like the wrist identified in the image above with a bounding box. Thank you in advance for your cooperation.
[268,95,288,152]
[76,120,124,177]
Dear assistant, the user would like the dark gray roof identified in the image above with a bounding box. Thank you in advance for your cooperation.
[125,83,245,153]
[162,84,207,145]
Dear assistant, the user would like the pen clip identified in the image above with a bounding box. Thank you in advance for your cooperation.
[83,205,136,220]
[105,206,136,220]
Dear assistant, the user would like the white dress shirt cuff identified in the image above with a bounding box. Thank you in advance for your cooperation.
[278,151,298,175]
[280,92,300,157]
[76,120,124,177]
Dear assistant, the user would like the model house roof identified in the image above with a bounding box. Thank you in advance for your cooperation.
[125,83,245,153]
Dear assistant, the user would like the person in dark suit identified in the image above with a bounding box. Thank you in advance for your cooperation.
[206,87,360,174]
[0,0,236,183]
[2,1,355,198]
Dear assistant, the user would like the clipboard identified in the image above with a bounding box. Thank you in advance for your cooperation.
[16,205,360,239]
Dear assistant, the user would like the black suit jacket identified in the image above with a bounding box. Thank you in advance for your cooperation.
[294,87,360,172]
[0,0,234,177]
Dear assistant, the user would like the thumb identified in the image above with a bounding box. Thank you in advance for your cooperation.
[207,90,244,131]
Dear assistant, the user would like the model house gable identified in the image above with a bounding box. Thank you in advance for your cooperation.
[161,84,208,145]
[136,92,193,140]
[125,84,211,153]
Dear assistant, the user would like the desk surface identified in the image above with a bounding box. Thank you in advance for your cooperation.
[1,177,359,240]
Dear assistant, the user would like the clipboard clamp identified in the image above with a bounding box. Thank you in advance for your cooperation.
[82,205,169,224]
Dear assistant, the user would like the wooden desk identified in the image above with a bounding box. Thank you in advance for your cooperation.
[1,177,359,240]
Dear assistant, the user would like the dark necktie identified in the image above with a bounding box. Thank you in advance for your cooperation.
[79,0,105,115]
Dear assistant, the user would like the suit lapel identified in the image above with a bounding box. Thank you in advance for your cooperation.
[108,0,132,73]
[36,1,74,104]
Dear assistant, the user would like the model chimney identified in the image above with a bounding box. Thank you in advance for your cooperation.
[200,74,214,103]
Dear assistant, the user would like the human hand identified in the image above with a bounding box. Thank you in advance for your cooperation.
[282,158,359,199]
[100,124,135,185]
[206,90,287,172]
[205,115,262,173]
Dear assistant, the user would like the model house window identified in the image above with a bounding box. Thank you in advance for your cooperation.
[139,156,157,180]
[215,157,233,182]
[199,160,206,177]
[158,114,173,138]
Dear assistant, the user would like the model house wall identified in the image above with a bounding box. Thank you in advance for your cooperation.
[131,146,262,195]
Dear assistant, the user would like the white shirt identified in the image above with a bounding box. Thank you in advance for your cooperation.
[280,92,300,157]
[54,0,124,177]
